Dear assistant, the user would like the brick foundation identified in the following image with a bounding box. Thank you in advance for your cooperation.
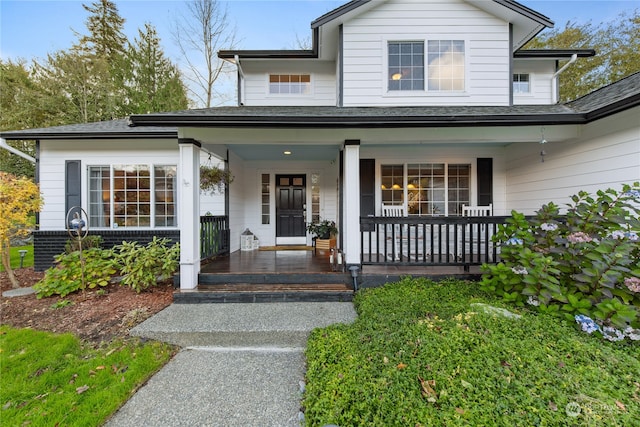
[33,229,180,271]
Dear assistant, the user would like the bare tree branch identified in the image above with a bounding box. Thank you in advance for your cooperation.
[171,0,238,107]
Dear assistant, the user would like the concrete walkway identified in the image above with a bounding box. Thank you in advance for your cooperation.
[104,302,357,427]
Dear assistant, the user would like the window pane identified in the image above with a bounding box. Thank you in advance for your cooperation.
[381,164,404,206]
[269,74,311,95]
[261,174,270,224]
[428,40,465,91]
[388,42,424,91]
[89,166,111,227]
[155,166,177,227]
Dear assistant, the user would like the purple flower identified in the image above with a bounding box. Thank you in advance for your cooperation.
[540,223,558,232]
[602,326,625,342]
[574,315,600,334]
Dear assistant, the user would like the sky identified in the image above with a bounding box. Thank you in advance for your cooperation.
[1,0,638,64]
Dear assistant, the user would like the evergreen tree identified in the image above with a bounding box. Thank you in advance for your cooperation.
[123,23,189,114]
[77,0,127,62]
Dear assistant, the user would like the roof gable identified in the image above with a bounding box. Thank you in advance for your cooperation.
[220,0,553,61]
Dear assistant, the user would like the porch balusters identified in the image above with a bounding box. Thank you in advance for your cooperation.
[200,215,230,260]
[361,216,507,269]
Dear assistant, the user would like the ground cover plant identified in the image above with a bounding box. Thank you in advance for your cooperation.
[303,278,640,426]
[481,183,640,341]
[0,326,176,426]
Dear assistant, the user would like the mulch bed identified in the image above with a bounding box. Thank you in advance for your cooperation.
[1,268,174,344]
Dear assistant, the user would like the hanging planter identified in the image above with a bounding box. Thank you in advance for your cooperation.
[200,164,234,195]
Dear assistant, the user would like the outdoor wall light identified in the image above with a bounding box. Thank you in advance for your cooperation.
[283,150,292,155]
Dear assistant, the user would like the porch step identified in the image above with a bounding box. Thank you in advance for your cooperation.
[174,283,353,304]
[197,272,351,285]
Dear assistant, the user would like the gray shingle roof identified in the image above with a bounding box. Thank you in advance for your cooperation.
[567,71,640,119]
[2,73,638,140]
[0,119,177,140]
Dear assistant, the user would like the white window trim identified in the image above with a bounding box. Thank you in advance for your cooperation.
[376,159,476,216]
[265,73,314,97]
[513,72,535,97]
[87,164,179,230]
[382,37,469,98]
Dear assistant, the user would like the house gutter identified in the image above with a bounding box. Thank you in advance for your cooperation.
[0,138,36,163]
[551,53,578,103]
[235,55,245,106]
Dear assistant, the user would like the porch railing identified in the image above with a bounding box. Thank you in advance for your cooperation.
[360,216,512,269]
[200,215,230,260]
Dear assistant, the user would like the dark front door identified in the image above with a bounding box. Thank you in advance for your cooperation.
[276,174,306,244]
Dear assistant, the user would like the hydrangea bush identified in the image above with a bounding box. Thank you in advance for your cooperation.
[480,182,640,341]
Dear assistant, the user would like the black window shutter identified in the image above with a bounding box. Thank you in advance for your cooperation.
[360,158,375,231]
[65,160,82,225]
[477,158,493,206]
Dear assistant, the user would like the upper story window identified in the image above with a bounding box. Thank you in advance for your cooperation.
[388,40,465,92]
[88,164,176,228]
[427,40,465,91]
[269,74,311,94]
[388,42,424,91]
[513,73,530,93]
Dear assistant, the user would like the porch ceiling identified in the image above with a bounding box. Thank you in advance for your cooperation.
[207,143,342,161]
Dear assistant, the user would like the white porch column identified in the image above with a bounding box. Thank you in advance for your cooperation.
[343,140,360,265]
[178,139,201,290]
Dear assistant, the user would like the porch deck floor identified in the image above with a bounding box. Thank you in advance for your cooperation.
[200,249,483,277]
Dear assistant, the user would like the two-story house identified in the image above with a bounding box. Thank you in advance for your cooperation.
[2,0,639,292]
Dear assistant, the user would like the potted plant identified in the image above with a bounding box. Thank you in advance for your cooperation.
[200,164,234,195]
[307,219,338,239]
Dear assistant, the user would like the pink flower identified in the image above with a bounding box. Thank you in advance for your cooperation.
[566,232,592,244]
[624,277,640,293]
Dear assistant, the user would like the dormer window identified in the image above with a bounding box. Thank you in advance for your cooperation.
[513,73,530,93]
[388,40,465,92]
[269,74,311,94]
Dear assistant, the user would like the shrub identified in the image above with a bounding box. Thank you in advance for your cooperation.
[112,237,180,293]
[481,182,640,340]
[33,248,116,298]
[64,235,103,254]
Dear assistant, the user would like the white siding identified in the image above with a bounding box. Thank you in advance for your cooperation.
[505,107,640,214]
[342,0,511,106]
[513,59,555,105]
[241,60,336,106]
[38,139,178,230]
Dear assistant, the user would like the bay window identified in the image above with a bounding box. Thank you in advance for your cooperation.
[89,164,176,228]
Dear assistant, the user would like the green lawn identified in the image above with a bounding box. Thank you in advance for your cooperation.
[0,244,34,271]
[304,277,640,426]
[0,326,176,426]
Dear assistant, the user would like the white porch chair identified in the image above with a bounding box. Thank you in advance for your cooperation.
[461,203,494,262]
[462,203,493,217]
[381,204,406,260]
